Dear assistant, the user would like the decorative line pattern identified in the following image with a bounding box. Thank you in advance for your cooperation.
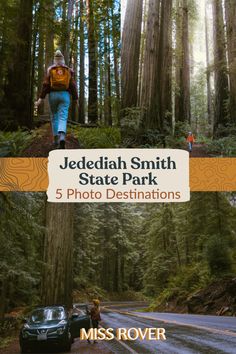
[0,158,48,191]
[0,158,235,192]
[190,158,236,191]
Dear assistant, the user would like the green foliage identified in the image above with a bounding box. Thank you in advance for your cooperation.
[70,127,121,148]
[0,336,15,349]
[0,193,45,314]
[174,121,191,139]
[206,237,232,275]
[143,193,236,306]
[0,131,34,157]
[207,136,236,156]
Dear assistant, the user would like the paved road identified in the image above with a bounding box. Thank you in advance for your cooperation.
[2,303,236,353]
[100,304,236,354]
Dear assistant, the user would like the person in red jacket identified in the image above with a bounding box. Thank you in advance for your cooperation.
[186,132,195,153]
[35,50,78,149]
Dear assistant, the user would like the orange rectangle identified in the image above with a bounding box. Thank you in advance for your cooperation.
[0,158,236,192]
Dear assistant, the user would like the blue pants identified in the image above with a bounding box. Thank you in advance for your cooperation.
[49,91,70,136]
[188,142,193,152]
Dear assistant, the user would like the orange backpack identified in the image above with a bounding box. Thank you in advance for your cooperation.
[50,66,71,90]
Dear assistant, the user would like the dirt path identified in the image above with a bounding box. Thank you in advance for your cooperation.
[22,124,81,157]
[22,126,212,158]
[185,143,210,158]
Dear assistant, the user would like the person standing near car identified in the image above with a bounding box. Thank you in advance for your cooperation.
[89,299,101,344]
[35,50,78,149]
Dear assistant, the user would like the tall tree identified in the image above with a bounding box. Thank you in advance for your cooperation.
[205,2,213,125]
[111,0,121,125]
[225,0,236,123]
[7,0,33,129]
[42,203,74,309]
[78,0,85,123]
[121,0,143,112]
[157,0,173,131]
[175,0,191,123]
[104,2,112,126]
[86,0,98,123]
[140,0,161,129]
[212,0,229,134]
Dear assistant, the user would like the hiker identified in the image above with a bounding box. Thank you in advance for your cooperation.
[186,131,195,153]
[35,50,78,149]
[88,299,101,344]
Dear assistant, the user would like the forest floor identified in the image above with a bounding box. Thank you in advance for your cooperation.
[185,143,210,158]
[22,124,81,157]
[22,124,212,158]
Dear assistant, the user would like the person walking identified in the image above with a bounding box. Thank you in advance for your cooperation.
[35,50,78,149]
[186,131,195,153]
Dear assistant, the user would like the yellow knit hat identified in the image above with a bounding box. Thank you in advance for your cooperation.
[93,299,100,306]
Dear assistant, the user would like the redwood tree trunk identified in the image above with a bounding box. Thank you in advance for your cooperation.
[7,0,33,128]
[111,0,120,125]
[181,0,191,123]
[86,0,98,123]
[205,3,213,125]
[41,203,74,309]
[212,0,229,135]
[78,0,85,123]
[158,0,173,131]
[175,0,191,124]
[121,0,143,112]
[140,0,161,129]
[225,0,236,123]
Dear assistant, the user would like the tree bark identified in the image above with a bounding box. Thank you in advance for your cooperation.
[86,0,98,123]
[78,0,85,123]
[65,0,75,65]
[140,0,161,129]
[225,0,236,123]
[205,3,213,125]
[37,2,45,116]
[44,0,54,116]
[121,0,143,112]
[212,0,229,135]
[111,0,120,125]
[104,3,112,126]
[41,203,74,309]
[181,0,191,123]
[175,0,191,123]
[158,0,173,131]
[7,0,33,128]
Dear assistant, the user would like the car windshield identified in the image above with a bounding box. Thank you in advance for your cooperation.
[30,308,66,323]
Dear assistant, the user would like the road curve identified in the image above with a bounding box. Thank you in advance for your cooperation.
[100,304,236,354]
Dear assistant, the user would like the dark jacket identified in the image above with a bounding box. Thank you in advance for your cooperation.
[90,307,101,321]
[39,65,78,100]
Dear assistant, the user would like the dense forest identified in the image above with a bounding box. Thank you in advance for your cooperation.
[121,0,236,142]
[1,192,236,319]
[0,0,120,130]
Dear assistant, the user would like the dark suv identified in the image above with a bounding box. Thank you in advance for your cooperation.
[19,305,91,353]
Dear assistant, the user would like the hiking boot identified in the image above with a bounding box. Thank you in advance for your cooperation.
[59,140,65,149]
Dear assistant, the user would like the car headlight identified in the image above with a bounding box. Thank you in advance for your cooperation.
[23,324,30,329]
[57,326,66,335]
